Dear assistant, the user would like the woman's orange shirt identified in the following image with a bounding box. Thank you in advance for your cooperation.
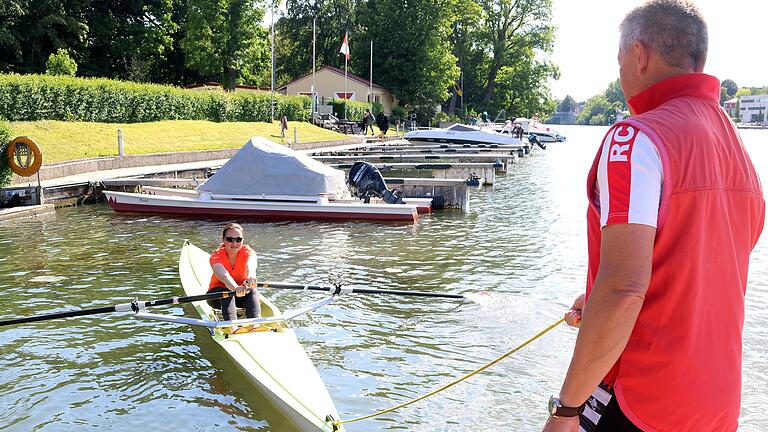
[208,245,256,291]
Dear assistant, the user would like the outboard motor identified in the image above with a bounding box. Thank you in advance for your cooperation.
[348,161,405,204]
[528,133,546,150]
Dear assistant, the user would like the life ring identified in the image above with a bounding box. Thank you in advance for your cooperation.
[6,136,42,177]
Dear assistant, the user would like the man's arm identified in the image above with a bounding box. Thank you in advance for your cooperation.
[558,222,655,407]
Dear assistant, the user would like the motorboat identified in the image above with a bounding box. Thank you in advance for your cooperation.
[104,138,425,222]
[509,118,566,142]
[404,123,524,147]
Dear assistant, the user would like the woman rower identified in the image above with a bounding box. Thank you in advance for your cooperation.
[207,223,261,323]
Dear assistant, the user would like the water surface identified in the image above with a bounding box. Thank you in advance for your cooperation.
[0,125,765,431]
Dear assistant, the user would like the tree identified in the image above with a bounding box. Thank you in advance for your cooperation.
[45,48,77,75]
[275,0,359,84]
[356,0,460,107]
[81,0,177,81]
[721,79,738,97]
[182,0,269,89]
[475,0,556,104]
[0,0,88,74]
[557,95,577,112]
[605,78,626,108]
[576,95,613,125]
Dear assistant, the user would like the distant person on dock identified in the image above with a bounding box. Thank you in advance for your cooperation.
[280,115,288,140]
[362,109,375,135]
[480,111,489,124]
[207,223,261,325]
[542,2,764,432]
[376,111,389,139]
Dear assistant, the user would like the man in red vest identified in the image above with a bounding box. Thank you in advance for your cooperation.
[542,1,765,431]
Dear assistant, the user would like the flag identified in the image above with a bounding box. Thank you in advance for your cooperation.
[454,82,463,97]
[339,32,350,60]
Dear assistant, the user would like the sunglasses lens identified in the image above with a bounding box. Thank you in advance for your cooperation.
[225,237,243,243]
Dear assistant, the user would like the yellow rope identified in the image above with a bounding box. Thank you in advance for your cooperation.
[333,317,565,429]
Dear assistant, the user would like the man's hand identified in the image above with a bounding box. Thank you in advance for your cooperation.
[564,294,585,327]
[234,285,249,297]
[541,415,579,432]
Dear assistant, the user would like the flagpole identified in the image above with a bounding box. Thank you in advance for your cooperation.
[344,32,348,120]
[369,40,373,113]
[312,15,316,121]
[270,0,275,122]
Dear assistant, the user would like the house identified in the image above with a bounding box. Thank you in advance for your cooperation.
[277,66,399,115]
[739,94,768,124]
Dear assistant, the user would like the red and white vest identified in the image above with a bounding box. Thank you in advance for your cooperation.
[585,73,765,431]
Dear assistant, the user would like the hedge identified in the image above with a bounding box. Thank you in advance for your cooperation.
[0,118,13,187]
[330,98,372,121]
[0,73,310,123]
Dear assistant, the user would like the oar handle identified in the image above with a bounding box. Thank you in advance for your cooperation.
[0,290,238,328]
[258,282,466,299]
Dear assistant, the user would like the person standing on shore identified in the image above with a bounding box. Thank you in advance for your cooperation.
[280,115,288,140]
[542,1,764,432]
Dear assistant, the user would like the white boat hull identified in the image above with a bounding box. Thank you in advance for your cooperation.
[405,124,523,146]
[179,242,343,432]
[105,190,419,222]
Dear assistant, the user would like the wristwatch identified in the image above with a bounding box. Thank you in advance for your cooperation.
[548,395,585,417]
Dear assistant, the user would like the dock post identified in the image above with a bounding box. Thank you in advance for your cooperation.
[294,127,299,145]
[117,129,124,157]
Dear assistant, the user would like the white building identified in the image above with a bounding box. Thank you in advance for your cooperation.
[739,94,768,123]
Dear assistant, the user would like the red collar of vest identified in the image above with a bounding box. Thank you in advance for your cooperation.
[627,73,720,115]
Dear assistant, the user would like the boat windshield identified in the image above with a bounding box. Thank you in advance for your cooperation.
[446,124,477,132]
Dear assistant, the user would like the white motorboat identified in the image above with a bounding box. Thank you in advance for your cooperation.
[510,118,566,142]
[404,123,524,146]
[104,138,424,223]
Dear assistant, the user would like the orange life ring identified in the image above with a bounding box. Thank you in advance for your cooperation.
[6,136,42,177]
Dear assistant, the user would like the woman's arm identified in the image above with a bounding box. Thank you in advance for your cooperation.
[211,263,239,290]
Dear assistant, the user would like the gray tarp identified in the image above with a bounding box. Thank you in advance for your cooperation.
[196,137,349,197]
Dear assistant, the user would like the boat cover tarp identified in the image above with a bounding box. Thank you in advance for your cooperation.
[196,137,349,197]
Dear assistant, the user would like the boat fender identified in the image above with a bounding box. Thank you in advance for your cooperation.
[6,136,43,177]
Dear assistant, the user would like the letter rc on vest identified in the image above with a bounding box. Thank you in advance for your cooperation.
[609,125,636,162]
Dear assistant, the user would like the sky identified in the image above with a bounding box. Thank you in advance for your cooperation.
[549,0,768,102]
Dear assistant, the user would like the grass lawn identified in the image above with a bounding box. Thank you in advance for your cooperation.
[8,119,398,163]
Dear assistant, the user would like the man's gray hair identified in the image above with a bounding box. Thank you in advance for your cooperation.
[620,0,708,70]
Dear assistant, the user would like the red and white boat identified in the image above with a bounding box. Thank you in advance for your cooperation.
[104,138,426,222]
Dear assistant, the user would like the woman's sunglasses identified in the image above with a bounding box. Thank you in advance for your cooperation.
[225,236,243,243]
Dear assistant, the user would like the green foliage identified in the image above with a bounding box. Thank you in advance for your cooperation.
[45,48,77,76]
[576,79,628,125]
[557,95,578,112]
[735,88,752,98]
[275,0,358,81]
[431,111,462,127]
[0,73,309,123]
[182,0,268,89]
[0,118,12,187]
[605,79,626,107]
[329,98,369,121]
[576,95,614,125]
[721,79,738,97]
[391,106,407,122]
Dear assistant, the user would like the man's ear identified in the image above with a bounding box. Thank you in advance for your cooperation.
[633,41,650,76]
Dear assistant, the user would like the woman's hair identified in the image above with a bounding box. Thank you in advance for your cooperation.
[219,223,245,247]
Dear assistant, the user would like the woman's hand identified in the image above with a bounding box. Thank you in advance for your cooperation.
[234,285,249,297]
[244,277,258,289]
[564,294,585,327]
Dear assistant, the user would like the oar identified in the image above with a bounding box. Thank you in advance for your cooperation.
[0,290,239,327]
[258,281,489,302]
